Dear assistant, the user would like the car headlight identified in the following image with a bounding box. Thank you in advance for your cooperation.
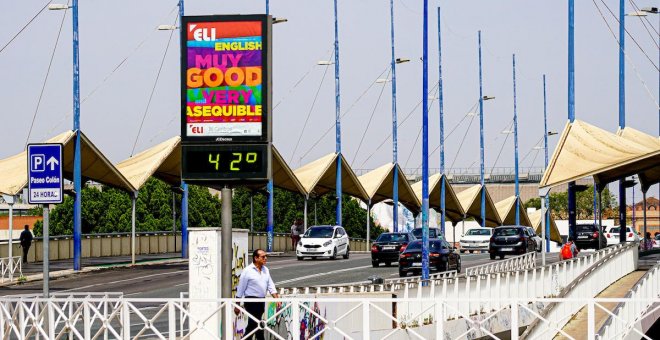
[323,240,332,247]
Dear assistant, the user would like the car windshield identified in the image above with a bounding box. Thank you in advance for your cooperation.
[466,229,491,236]
[494,228,520,236]
[609,227,630,234]
[577,225,595,232]
[656,235,660,240]
[304,227,334,238]
[376,233,408,242]
[411,229,439,239]
[404,240,442,252]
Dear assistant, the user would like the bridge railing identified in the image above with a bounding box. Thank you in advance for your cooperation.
[0,256,22,282]
[521,241,640,339]
[0,296,656,340]
[464,252,536,276]
[598,260,660,339]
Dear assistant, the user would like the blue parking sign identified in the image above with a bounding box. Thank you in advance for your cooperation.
[27,144,63,204]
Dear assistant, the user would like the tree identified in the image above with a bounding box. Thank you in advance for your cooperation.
[523,185,616,221]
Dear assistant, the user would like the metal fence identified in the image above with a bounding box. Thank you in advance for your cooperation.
[0,296,656,339]
[464,252,536,276]
[0,256,21,282]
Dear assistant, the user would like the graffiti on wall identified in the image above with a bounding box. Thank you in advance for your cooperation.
[231,241,248,297]
[264,299,326,339]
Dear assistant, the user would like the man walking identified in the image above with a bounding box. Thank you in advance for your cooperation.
[290,219,303,250]
[19,225,33,263]
[235,249,279,340]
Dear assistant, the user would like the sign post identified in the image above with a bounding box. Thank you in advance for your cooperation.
[27,143,63,298]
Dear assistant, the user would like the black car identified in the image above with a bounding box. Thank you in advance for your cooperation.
[371,232,415,267]
[398,239,461,277]
[410,227,442,240]
[488,226,536,260]
[574,224,606,250]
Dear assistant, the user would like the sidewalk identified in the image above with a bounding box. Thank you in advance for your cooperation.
[2,253,185,287]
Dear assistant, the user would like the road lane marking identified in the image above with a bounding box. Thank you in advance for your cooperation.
[275,265,372,285]
[61,270,188,292]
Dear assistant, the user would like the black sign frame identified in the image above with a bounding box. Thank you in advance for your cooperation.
[181,144,271,183]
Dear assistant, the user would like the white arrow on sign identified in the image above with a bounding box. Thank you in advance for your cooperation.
[46,156,59,171]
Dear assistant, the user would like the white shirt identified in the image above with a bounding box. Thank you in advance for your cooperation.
[291,224,301,236]
[236,263,277,298]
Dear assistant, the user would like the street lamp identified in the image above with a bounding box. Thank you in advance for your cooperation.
[395,58,410,64]
[317,60,334,65]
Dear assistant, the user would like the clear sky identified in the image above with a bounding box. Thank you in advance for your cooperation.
[1,0,658,200]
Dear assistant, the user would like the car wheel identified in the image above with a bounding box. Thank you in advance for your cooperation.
[297,256,304,261]
[438,261,448,272]
[372,260,379,268]
[385,261,391,267]
[499,254,505,260]
[399,269,407,277]
[331,247,338,260]
[343,246,350,259]
[469,250,474,254]
[490,253,496,260]
[456,257,462,273]
[459,250,465,253]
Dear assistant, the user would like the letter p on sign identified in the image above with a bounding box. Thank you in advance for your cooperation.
[31,154,45,172]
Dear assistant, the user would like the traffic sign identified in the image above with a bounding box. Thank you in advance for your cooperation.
[27,144,63,204]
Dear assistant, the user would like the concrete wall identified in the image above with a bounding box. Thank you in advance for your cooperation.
[0,232,369,262]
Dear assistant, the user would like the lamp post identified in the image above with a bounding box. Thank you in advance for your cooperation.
[567,0,577,243]
[333,0,342,227]
[390,0,410,232]
[421,0,430,282]
[437,6,446,237]
[618,0,628,244]
[512,54,520,225]
[48,1,82,270]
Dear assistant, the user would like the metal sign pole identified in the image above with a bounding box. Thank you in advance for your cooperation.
[43,205,50,298]
[221,187,232,299]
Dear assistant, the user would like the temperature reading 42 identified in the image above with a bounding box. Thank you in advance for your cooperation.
[182,144,269,181]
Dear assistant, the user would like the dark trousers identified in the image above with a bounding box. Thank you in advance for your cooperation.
[244,298,265,340]
[22,245,30,263]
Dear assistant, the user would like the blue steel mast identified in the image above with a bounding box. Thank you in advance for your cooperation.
[72,0,82,270]
[438,7,446,236]
[567,0,577,242]
[179,0,188,259]
[421,0,430,281]
[543,75,550,251]
[478,31,486,228]
[334,0,342,226]
[390,0,399,232]
[513,54,520,225]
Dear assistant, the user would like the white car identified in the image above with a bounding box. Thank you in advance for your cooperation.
[604,226,640,246]
[459,228,493,253]
[296,225,349,260]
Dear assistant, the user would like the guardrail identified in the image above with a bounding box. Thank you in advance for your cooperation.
[0,256,22,282]
[598,260,660,339]
[0,296,656,339]
[522,241,639,339]
[464,252,536,276]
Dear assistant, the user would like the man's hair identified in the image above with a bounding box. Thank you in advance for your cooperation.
[24,225,29,230]
[252,249,264,262]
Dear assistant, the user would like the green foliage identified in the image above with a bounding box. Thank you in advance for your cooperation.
[523,185,616,220]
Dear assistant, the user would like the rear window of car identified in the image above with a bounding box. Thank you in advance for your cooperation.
[304,227,334,238]
[577,225,596,232]
[405,240,442,251]
[376,233,408,242]
[494,228,521,236]
[609,227,631,234]
[466,229,491,236]
[412,228,439,239]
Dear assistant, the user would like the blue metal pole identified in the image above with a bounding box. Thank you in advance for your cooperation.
[334,0,342,226]
[267,181,274,252]
[513,54,520,226]
[179,0,188,259]
[543,75,551,251]
[618,0,627,243]
[72,0,81,271]
[567,0,577,241]
[438,7,446,236]
[421,0,430,282]
[390,0,399,233]
[478,31,486,228]
[266,0,269,14]
[181,182,188,258]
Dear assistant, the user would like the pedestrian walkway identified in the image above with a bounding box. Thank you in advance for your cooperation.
[0,253,184,287]
[556,270,647,339]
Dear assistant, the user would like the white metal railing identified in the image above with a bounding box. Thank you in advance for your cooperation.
[598,260,660,339]
[464,251,536,276]
[522,241,640,339]
[278,270,457,296]
[0,256,22,282]
[0,296,657,339]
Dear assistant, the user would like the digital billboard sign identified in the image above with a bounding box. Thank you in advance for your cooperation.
[181,15,271,143]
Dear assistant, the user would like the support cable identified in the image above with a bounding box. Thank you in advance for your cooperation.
[352,69,390,166]
[403,86,440,168]
[628,0,660,48]
[131,15,178,156]
[290,51,334,163]
[488,120,514,176]
[25,2,68,148]
[273,48,333,111]
[0,1,50,55]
